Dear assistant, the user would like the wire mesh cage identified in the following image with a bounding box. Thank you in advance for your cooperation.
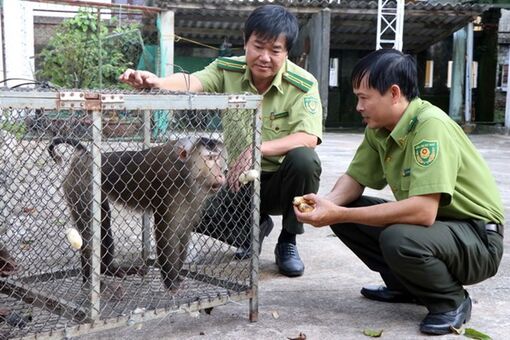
[0,88,263,339]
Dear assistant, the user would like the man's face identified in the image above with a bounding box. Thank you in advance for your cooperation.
[244,33,288,84]
[353,76,396,130]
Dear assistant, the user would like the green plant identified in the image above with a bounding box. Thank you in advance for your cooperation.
[37,10,142,89]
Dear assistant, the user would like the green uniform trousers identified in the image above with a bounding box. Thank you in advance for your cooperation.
[330,196,504,313]
[195,147,321,248]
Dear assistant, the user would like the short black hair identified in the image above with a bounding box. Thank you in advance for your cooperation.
[351,49,419,101]
[244,5,299,52]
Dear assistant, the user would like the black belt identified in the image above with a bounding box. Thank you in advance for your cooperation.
[486,223,504,237]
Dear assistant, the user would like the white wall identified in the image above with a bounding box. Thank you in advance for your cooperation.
[1,0,34,87]
[0,0,112,87]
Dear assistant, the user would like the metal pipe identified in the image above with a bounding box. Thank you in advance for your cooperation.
[465,21,474,123]
[142,110,151,263]
[249,101,263,323]
[29,0,160,14]
[90,108,102,320]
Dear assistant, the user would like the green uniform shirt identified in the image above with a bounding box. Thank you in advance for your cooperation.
[193,56,323,172]
[347,98,504,225]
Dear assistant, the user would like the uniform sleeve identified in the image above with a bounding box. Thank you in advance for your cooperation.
[192,60,224,93]
[346,131,387,189]
[286,82,323,143]
[408,118,460,205]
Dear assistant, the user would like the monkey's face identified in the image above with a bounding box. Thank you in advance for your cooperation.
[194,148,227,193]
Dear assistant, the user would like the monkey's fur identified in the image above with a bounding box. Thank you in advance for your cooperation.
[0,243,16,277]
[49,136,226,290]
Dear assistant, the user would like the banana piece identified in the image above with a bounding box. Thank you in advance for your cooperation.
[293,196,315,212]
[239,169,259,185]
[65,228,83,250]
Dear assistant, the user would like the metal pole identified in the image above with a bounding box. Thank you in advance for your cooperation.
[97,9,102,88]
[505,48,510,130]
[142,110,151,262]
[249,102,262,323]
[89,109,102,320]
[465,22,474,123]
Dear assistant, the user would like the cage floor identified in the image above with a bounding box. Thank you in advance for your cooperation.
[1,262,252,339]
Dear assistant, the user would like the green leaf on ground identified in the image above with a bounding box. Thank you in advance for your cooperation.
[362,329,383,337]
[464,328,492,340]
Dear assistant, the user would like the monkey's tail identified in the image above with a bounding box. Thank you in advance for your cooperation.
[48,137,88,164]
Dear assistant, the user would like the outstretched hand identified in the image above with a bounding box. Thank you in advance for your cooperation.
[293,193,342,228]
[118,69,160,89]
[227,146,253,192]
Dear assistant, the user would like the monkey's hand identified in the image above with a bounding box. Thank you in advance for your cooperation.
[118,69,160,89]
[0,246,17,277]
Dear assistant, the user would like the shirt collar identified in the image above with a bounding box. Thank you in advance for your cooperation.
[388,98,422,148]
[241,58,286,95]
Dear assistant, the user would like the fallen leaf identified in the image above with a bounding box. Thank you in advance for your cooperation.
[22,207,35,214]
[287,332,306,340]
[464,328,492,340]
[272,310,280,319]
[363,328,383,337]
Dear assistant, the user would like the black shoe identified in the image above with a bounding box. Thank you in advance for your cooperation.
[361,285,421,304]
[420,293,472,335]
[234,215,274,259]
[274,242,304,277]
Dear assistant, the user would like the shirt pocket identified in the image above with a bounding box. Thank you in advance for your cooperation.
[264,111,290,136]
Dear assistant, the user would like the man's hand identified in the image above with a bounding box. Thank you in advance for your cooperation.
[293,193,343,228]
[227,146,253,192]
[118,69,160,89]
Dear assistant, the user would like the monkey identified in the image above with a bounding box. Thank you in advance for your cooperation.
[0,242,16,277]
[48,136,226,291]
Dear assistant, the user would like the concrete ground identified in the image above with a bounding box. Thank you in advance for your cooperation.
[83,131,510,340]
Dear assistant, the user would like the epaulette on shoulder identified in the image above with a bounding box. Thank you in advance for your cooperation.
[217,57,246,72]
[283,71,313,92]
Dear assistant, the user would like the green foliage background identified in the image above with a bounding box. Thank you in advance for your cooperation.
[37,10,142,89]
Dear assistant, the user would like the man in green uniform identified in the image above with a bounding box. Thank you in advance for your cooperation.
[119,5,322,277]
[294,49,504,335]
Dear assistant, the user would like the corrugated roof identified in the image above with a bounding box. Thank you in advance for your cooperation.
[158,0,487,52]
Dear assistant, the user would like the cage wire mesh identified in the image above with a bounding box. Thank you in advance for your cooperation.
[0,88,263,339]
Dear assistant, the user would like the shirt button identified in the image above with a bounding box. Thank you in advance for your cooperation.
[385,156,391,162]
[275,127,280,131]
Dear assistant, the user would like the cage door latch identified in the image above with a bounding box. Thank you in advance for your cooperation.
[228,95,247,108]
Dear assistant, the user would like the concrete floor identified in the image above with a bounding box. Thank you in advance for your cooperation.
[82,131,510,340]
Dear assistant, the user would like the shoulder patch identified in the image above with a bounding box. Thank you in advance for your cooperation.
[283,71,313,92]
[217,57,246,72]
[303,95,320,114]
[413,140,439,167]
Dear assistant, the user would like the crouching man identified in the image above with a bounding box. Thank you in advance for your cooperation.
[295,48,504,335]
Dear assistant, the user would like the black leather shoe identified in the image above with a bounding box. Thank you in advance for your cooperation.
[361,285,421,304]
[234,215,274,259]
[274,242,304,277]
[420,294,472,335]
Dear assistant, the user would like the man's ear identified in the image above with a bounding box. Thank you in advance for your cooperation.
[390,84,402,103]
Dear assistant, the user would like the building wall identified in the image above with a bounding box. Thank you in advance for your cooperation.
[495,9,510,123]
